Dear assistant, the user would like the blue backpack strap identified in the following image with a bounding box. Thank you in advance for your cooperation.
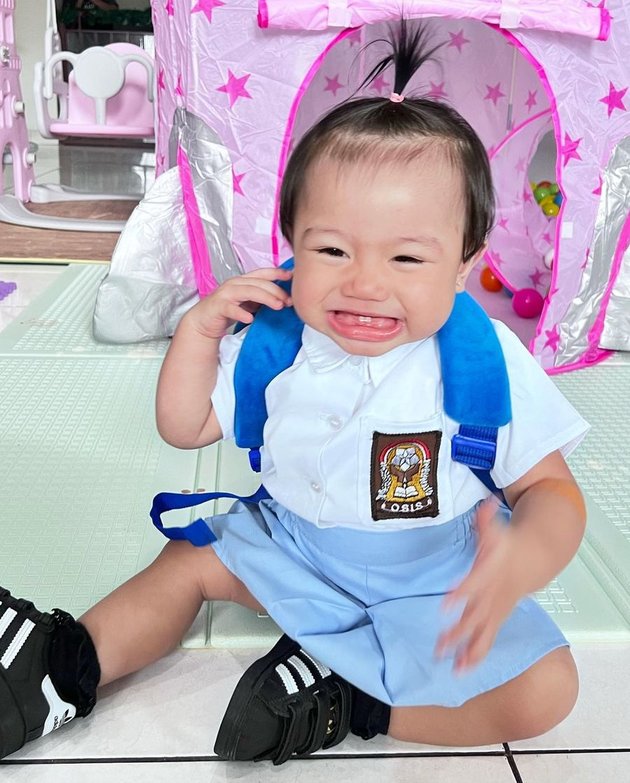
[150,485,271,546]
[233,257,304,471]
[437,292,511,504]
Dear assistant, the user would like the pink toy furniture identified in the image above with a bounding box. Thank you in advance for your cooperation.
[0,0,35,204]
[0,0,155,233]
[35,42,154,140]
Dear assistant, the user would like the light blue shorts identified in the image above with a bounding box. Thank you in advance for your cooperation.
[207,499,568,708]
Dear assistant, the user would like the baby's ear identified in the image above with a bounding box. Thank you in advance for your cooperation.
[456,243,487,290]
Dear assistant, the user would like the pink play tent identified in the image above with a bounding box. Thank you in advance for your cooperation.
[94,0,630,373]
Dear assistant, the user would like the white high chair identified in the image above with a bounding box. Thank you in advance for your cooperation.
[0,0,155,233]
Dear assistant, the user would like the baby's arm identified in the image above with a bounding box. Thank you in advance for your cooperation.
[437,450,586,672]
[156,267,292,449]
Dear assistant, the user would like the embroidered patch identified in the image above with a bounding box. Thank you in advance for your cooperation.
[370,431,441,521]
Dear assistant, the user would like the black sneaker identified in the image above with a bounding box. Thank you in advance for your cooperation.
[214,634,352,765]
[0,588,91,759]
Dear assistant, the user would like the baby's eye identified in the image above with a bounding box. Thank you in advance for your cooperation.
[318,247,346,257]
[393,255,424,264]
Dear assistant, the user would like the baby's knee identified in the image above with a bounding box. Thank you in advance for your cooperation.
[507,647,579,739]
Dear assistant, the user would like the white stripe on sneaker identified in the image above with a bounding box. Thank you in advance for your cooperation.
[300,650,332,679]
[1,619,35,669]
[0,607,17,642]
[275,663,299,695]
[288,654,316,688]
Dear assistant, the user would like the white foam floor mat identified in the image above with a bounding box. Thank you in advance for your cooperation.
[0,264,629,649]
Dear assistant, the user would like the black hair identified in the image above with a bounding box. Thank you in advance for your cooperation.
[280,20,495,262]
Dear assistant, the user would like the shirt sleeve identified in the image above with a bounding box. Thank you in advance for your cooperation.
[489,320,590,488]
[210,327,249,441]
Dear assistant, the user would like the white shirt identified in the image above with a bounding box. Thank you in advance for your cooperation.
[211,320,589,531]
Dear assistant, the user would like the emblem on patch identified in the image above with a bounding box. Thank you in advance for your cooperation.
[370,431,441,520]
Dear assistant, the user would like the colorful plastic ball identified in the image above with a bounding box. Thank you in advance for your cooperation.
[480,266,503,292]
[533,185,551,203]
[553,192,563,206]
[512,288,544,319]
[538,194,555,208]
[549,183,560,195]
[542,202,560,217]
[537,180,552,188]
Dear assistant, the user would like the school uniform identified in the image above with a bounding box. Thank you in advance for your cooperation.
[205,320,589,707]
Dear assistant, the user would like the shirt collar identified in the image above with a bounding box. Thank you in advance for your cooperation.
[301,325,427,387]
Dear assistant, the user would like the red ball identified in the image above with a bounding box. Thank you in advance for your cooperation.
[512,288,544,319]
[480,266,503,292]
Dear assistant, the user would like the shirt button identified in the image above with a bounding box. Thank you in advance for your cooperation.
[328,415,343,430]
[310,481,322,493]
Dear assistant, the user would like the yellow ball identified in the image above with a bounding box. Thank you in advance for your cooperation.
[542,202,560,217]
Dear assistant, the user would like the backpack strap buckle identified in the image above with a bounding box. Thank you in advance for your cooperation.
[451,425,498,471]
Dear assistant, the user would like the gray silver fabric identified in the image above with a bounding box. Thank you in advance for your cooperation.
[93,108,242,343]
[558,137,630,363]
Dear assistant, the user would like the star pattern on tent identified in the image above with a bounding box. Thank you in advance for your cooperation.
[523,188,533,203]
[217,70,252,107]
[233,170,245,196]
[542,231,553,245]
[600,82,627,117]
[484,82,505,106]
[157,69,165,91]
[497,217,509,231]
[530,268,545,288]
[427,81,447,99]
[324,74,344,96]
[593,176,603,196]
[491,251,504,268]
[525,90,537,111]
[175,74,184,97]
[191,0,225,23]
[560,133,582,166]
[448,30,470,53]
[165,0,174,16]
[515,157,527,173]
[544,325,560,353]
[370,74,389,95]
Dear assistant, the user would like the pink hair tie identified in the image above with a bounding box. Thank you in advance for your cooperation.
[389,92,404,103]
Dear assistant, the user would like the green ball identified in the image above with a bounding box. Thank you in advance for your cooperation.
[534,185,551,203]
[549,183,559,195]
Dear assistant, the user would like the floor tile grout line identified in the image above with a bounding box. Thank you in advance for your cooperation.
[504,743,524,783]
[2,747,630,766]
[508,747,630,755]
[0,750,510,765]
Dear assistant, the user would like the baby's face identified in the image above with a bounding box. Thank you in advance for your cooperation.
[290,154,480,356]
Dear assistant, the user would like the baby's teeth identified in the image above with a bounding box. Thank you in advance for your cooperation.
[358,316,372,324]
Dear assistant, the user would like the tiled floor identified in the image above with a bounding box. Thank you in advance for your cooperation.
[1,144,630,781]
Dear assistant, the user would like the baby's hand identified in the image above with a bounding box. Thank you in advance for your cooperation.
[187,267,293,339]
[435,499,523,673]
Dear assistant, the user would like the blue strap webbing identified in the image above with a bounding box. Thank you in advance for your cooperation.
[233,259,304,452]
[150,485,271,546]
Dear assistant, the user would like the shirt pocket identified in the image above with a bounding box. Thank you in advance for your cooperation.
[357,413,453,528]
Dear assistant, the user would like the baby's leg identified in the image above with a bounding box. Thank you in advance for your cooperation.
[0,541,257,760]
[388,646,578,746]
[81,540,262,686]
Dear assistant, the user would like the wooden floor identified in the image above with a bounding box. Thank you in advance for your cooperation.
[0,200,137,261]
